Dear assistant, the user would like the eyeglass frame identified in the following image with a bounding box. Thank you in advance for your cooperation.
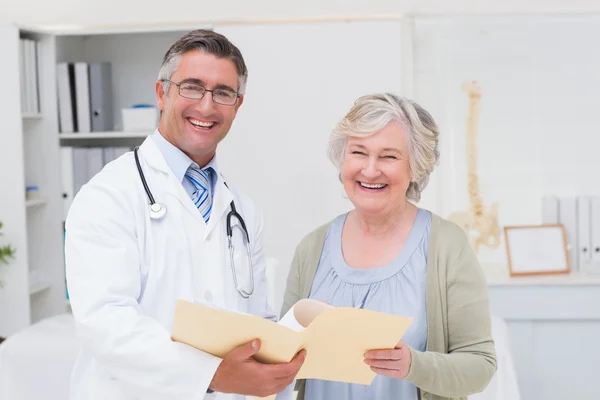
[161,79,240,106]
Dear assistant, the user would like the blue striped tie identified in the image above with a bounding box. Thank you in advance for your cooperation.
[185,166,213,223]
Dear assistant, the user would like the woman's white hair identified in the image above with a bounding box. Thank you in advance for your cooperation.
[328,93,440,202]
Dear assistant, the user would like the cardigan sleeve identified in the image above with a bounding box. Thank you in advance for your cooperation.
[279,236,311,398]
[280,239,307,319]
[404,241,497,397]
[280,223,330,319]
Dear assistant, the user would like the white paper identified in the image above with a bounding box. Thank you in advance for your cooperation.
[278,304,306,332]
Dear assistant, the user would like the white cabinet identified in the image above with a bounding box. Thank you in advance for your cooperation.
[0,24,65,337]
[0,23,183,337]
[487,273,600,400]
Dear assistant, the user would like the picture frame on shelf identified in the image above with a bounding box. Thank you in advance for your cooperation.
[504,224,570,277]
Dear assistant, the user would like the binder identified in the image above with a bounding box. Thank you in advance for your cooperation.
[577,197,592,265]
[102,147,130,165]
[32,39,40,113]
[102,148,117,165]
[72,148,89,194]
[24,39,35,114]
[57,62,74,133]
[86,148,104,180]
[19,39,26,113]
[558,197,578,271]
[74,62,91,133]
[89,62,114,132]
[60,147,74,220]
[114,147,131,159]
[67,63,78,132]
[542,196,559,224]
[592,197,600,263]
[18,39,40,114]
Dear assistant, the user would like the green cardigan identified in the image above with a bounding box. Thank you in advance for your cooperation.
[280,213,497,400]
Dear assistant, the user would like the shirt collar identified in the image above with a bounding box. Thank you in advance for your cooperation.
[151,129,219,184]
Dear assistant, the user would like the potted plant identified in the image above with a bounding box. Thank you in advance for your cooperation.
[0,221,16,288]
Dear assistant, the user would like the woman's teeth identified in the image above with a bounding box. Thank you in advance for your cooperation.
[360,182,387,189]
[189,118,215,128]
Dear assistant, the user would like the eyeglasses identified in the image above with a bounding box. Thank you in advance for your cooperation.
[162,79,239,106]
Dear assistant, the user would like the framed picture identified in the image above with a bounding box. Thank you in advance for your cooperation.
[504,224,570,277]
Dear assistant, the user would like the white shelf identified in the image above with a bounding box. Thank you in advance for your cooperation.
[59,131,152,139]
[484,265,600,286]
[22,112,44,119]
[25,197,47,208]
[29,270,51,295]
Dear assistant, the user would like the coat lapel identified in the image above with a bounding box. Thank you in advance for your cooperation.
[139,138,204,225]
[205,172,234,239]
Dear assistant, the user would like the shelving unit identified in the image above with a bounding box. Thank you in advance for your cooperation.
[25,198,48,208]
[59,131,152,139]
[0,24,65,337]
[21,113,44,119]
[0,23,177,337]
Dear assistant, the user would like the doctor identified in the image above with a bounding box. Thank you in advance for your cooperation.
[65,29,305,400]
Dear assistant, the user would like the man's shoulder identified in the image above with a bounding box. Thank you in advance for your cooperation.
[221,179,260,214]
[80,151,138,192]
[68,151,138,216]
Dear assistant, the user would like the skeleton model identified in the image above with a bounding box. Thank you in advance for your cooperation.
[448,81,501,253]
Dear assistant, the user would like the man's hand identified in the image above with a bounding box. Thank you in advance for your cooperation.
[208,339,307,397]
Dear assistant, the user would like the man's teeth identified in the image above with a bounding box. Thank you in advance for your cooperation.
[189,118,215,128]
[360,182,386,189]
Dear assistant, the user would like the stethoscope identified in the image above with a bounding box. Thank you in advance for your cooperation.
[133,146,254,298]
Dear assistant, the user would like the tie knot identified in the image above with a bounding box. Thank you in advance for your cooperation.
[189,164,211,174]
[187,165,212,178]
[185,165,212,190]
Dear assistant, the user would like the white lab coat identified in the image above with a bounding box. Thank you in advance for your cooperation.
[65,137,276,400]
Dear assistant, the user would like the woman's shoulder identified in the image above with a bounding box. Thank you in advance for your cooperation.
[427,211,470,254]
[294,212,350,255]
[295,220,334,254]
[430,212,468,236]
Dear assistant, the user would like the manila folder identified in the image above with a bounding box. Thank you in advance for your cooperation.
[171,299,413,385]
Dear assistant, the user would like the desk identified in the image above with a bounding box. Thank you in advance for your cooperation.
[485,269,600,400]
[0,314,76,400]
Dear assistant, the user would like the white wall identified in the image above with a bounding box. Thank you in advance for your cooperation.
[42,12,600,306]
[215,20,405,309]
[412,13,600,266]
[3,0,600,29]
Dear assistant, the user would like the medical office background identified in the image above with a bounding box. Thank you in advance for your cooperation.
[1,0,600,399]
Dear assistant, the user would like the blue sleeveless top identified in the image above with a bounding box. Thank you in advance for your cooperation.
[304,208,431,400]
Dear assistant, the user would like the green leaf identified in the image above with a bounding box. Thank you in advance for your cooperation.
[0,245,15,265]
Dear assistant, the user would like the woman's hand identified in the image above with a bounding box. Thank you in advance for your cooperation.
[364,340,412,380]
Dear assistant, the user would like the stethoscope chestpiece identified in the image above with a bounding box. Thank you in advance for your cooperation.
[149,202,167,220]
[134,146,167,221]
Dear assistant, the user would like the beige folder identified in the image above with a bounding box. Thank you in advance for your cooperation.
[171,298,413,387]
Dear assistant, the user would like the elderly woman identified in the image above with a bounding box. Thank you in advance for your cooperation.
[280,93,496,400]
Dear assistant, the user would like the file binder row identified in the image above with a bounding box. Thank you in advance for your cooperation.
[542,196,600,273]
[60,147,130,220]
[57,62,114,133]
[20,38,41,114]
